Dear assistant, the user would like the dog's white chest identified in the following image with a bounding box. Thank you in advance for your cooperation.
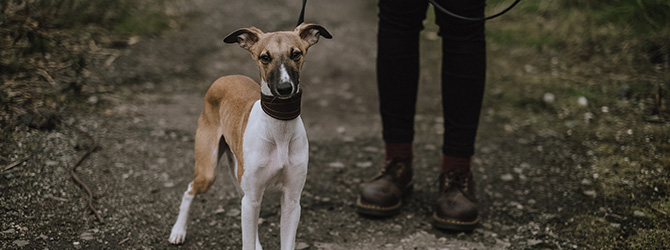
[237,101,308,189]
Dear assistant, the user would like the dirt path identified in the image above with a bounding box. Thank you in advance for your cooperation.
[2,0,607,249]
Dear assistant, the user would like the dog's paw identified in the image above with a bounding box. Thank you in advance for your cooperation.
[168,228,187,245]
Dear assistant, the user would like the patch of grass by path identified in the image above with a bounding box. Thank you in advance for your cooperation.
[484,1,669,249]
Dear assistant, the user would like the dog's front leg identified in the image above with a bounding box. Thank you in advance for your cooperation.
[280,185,303,250]
[241,189,264,250]
[281,140,308,250]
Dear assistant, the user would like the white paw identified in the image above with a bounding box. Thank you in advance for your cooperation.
[168,228,187,244]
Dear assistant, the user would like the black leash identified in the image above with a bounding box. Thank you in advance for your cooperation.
[297,0,307,26]
[296,0,520,26]
[428,0,521,21]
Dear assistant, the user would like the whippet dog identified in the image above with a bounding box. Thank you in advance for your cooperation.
[168,23,331,250]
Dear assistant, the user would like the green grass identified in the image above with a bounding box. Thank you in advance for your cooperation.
[16,0,172,35]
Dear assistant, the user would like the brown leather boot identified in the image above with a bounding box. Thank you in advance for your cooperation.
[432,170,479,231]
[356,158,413,217]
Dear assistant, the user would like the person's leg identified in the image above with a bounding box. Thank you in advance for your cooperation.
[433,0,486,230]
[377,0,429,161]
[357,0,428,217]
[437,0,486,163]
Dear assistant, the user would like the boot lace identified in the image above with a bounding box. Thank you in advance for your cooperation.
[438,170,471,193]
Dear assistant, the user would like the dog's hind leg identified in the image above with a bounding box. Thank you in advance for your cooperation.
[169,116,222,244]
[169,182,195,244]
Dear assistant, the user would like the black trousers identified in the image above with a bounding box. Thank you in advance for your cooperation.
[377,0,486,158]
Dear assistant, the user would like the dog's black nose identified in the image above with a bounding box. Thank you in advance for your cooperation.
[276,83,293,96]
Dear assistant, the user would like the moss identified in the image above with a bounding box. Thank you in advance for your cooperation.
[625,229,670,250]
[562,215,622,249]
[112,13,171,36]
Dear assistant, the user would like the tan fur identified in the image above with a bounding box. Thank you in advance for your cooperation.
[188,23,331,195]
[190,75,260,194]
[248,32,309,83]
[169,24,331,247]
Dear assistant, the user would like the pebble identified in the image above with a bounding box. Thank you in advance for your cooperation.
[583,190,596,197]
[578,96,588,106]
[80,231,94,241]
[543,93,555,103]
[13,240,29,247]
[633,210,645,218]
[87,96,98,104]
[226,208,241,217]
[328,162,345,168]
[296,242,310,250]
[355,161,372,168]
[500,174,514,182]
[213,207,226,214]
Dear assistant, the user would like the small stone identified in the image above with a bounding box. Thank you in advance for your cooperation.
[633,210,645,218]
[87,96,99,104]
[543,93,555,103]
[80,231,94,241]
[328,162,345,168]
[226,208,241,217]
[213,207,226,214]
[13,240,29,247]
[355,161,372,168]
[296,242,310,250]
[583,190,596,197]
[527,239,543,246]
[362,146,380,152]
[578,96,588,106]
[601,106,609,113]
[500,174,514,182]
[127,36,140,45]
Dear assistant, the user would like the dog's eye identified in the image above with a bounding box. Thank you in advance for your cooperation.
[291,51,302,61]
[259,54,272,64]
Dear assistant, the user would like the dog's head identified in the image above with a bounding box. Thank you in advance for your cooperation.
[224,23,332,98]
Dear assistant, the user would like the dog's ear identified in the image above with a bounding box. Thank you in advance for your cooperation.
[223,27,264,51]
[295,23,332,48]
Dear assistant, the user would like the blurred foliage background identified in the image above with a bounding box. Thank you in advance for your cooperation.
[0,0,668,249]
[1,0,172,127]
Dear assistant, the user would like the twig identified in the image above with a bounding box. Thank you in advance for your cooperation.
[118,237,130,245]
[1,158,29,173]
[651,206,668,216]
[65,122,103,223]
[46,195,70,202]
[37,69,57,86]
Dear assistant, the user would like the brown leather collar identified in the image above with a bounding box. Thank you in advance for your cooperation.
[260,91,302,120]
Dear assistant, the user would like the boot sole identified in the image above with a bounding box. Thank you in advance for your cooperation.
[431,212,479,231]
[355,185,413,217]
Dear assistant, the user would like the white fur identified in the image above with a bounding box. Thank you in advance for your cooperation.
[260,80,272,96]
[279,64,290,83]
[169,183,194,244]
[168,101,308,250]
[240,101,308,250]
